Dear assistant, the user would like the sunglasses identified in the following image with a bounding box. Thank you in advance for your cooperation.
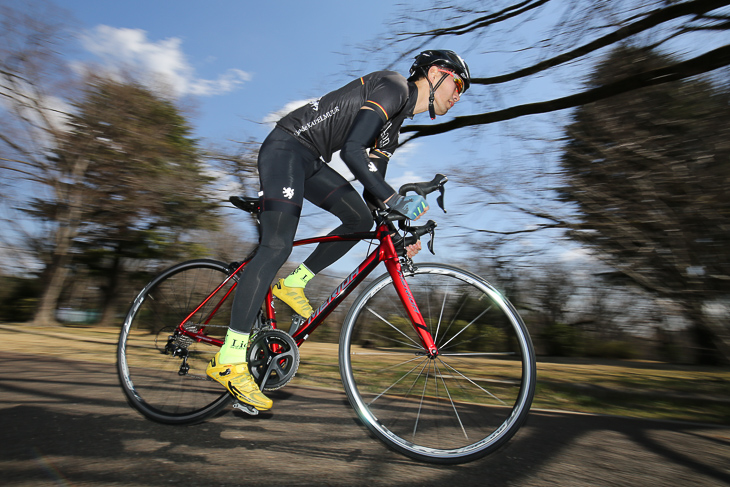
[436,68,465,94]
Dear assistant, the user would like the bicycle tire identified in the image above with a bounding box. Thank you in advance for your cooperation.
[117,259,233,424]
[339,263,536,464]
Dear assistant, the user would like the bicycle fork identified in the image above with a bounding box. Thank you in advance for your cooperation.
[384,257,439,358]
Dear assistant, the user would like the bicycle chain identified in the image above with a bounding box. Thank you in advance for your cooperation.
[180,319,274,335]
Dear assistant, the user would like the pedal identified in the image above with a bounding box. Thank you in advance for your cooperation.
[232,401,260,416]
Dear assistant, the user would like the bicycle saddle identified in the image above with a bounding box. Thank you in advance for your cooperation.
[230,196,260,214]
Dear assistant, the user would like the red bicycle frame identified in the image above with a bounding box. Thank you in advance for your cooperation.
[175,219,439,356]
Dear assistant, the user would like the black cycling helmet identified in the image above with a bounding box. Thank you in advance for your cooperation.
[409,49,471,119]
[410,49,471,93]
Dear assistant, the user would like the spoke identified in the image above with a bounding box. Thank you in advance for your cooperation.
[366,307,422,349]
[355,332,422,351]
[412,359,432,442]
[366,356,428,407]
[439,304,493,351]
[439,351,515,357]
[433,359,469,440]
[350,349,424,356]
[436,290,468,348]
[432,281,453,344]
[362,353,424,374]
[437,357,508,406]
[435,375,519,386]
[442,330,513,354]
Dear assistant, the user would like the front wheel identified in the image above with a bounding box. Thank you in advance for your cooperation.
[339,263,536,464]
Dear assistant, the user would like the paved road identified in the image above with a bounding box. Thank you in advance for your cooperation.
[1,348,729,486]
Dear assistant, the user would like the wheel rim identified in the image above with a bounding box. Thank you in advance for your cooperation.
[340,264,535,462]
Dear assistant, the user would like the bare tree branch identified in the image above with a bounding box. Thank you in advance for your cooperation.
[398,0,551,41]
[472,0,730,85]
[402,43,730,140]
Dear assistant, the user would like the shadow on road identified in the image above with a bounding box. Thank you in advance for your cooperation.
[1,352,728,486]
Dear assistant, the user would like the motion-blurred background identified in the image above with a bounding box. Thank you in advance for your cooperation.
[1,0,729,373]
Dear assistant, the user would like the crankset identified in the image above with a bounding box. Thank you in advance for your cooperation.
[247,329,300,392]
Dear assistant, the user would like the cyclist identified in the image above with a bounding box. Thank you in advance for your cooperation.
[207,50,470,410]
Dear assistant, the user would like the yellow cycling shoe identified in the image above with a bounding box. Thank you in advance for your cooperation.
[206,352,272,411]
[272,279,313,318]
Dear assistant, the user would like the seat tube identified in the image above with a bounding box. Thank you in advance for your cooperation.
[264,288,276,326]
[383,254,439,357]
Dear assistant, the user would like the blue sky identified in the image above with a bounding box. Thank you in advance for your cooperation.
[58,0,478,199]
[62,1,407,142]
[4,0,620,276]
[53,0,502,270]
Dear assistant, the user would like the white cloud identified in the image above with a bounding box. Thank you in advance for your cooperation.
[262,99,313,127]
[200,164,242,199]
[42,94,73,131]
[390,137,420,167]
[79,25,251,96]
[0,85,72,145]
[389,170,422,190]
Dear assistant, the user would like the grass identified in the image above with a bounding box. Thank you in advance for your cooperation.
[533,358,730,424]
[2,323,729,425]
[294,342,730,424]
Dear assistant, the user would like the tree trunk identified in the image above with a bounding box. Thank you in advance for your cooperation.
[32,252,71,326]
[32,188,84,325]
[683,300,730,365]
[97,252,123,327]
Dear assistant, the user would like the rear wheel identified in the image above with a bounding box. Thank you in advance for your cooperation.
[339,263,536,464]
[117,259,234,424]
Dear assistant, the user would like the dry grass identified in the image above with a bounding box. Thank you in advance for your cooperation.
[2,323,728,424]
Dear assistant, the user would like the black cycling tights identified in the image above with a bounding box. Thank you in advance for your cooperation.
[229,128,372,333]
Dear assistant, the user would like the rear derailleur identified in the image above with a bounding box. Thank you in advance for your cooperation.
[157,326,193,376]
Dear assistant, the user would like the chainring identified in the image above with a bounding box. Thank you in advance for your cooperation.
[247,329,300,392]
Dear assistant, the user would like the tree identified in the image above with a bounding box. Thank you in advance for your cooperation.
[1,2,224,325]
[28,76,221,325]
[350,1,730,250]
[366,1,729,361]
[371,0,730,141]
[0,1,83,324]
[559,45,730,363]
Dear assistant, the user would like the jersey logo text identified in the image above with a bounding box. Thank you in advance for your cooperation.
[294,106,340,137]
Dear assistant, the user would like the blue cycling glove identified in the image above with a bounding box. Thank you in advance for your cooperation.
[388,194,428,220]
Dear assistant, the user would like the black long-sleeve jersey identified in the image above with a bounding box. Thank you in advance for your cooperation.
[276,70,418,201]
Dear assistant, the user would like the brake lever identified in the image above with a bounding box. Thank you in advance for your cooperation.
[427,226,436,254]
[436,183,447,213]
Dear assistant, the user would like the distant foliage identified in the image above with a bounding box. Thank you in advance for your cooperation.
[560,45,730,363]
